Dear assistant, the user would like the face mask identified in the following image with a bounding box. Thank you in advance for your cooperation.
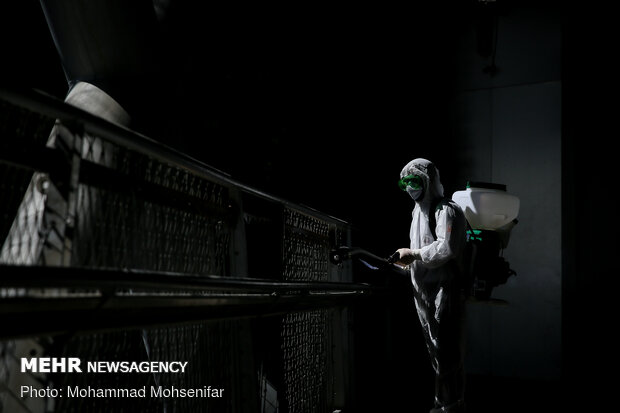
[406,186,424,201]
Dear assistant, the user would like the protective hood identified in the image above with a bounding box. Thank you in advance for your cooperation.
[400,158,444,206]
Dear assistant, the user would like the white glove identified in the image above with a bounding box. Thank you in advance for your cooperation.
[395,248,422,265]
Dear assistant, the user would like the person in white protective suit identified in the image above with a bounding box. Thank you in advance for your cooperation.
[392,158,468,413]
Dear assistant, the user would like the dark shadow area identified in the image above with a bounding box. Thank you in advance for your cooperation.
[466,375,563,413]
[561,3,617,409]
[349,268,435,413]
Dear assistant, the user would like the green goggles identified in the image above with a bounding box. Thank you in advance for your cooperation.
[398,174,423,191]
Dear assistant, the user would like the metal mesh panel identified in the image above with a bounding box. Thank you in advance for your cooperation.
[0,175,47,265]
[281,309,334,413]
[0,101,56,266]
[0,164,37,262]
[67,130,233,274]
[279,209,343,412]
[73,184,231,274]
[1,96,233,274]
[282,208,330,282]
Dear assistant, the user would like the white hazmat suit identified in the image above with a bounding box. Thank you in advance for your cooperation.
[395,158,468,413]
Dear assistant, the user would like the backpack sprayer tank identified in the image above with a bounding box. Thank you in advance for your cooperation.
[452,182,520,300]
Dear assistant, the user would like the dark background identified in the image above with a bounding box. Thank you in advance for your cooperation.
[2,0,616,411]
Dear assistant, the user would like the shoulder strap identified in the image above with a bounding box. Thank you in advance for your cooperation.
[429,198,445,240]
[429,197,470,241]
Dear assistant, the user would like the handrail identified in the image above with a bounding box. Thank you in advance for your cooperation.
[0,87,348,225]
[0,265,384,339]
[0,264,373,293]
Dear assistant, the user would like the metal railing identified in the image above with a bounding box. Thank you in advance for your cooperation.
[0,87,403,413]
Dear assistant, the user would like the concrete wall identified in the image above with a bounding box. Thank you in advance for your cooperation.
[449,5,562,380]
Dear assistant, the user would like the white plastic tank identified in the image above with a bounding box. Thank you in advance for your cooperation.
[452,181,520,231]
